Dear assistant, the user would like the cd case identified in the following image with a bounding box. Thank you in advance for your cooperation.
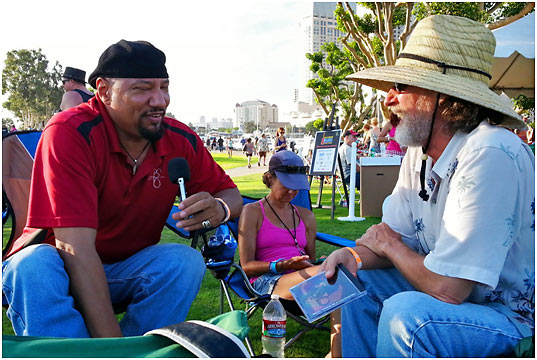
[289,264,367,323]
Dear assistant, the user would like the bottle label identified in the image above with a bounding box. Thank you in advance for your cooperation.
[262,319,286,338]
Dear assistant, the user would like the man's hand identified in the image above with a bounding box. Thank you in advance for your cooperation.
[172,192,225,231]
[355,222,401,258]
[319,248,359,280]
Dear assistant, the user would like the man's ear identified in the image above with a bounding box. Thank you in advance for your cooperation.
[96,78,112,105]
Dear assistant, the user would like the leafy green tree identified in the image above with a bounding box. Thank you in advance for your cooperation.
[512,94,535,117]
[313,118,325,131]
[304,119,325,135]
[319,2,535,132]
[2,117,15,129]
[243,121,256,133]
[2,49,64,129]
[165,112,177,119]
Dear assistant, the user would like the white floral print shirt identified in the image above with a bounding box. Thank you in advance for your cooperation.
[383,121,535,327]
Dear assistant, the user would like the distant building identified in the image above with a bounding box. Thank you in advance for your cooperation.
[298,2,357,105]
[234,100,278,130]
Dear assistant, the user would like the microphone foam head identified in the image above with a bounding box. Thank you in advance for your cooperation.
[168,157,191,184]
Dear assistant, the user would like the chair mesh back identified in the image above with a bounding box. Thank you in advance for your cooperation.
[2,132,42,251]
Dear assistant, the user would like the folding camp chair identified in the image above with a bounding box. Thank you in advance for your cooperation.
[2,130,44,259]
[202,190,355,355]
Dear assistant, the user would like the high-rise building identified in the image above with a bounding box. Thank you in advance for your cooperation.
[234,100,278,130]
[298,2,356,105]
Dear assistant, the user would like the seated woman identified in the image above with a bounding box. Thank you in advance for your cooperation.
[238,150,341,357]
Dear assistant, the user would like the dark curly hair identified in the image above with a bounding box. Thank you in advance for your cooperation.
[438,95,498,134]
[262,171,277,188]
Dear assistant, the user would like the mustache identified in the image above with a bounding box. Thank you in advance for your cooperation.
[142,108,166,116]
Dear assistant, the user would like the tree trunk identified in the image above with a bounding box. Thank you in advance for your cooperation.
[487,3,535,30]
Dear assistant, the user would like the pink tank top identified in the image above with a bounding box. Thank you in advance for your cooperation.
[250,200,307,283]
[386,126,404,155]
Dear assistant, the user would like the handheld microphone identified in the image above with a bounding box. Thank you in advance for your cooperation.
[168,157,191,202]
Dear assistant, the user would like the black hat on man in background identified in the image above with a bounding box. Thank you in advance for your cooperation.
[62,67,87,84]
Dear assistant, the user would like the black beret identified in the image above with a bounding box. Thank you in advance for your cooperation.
[89,40,168,88]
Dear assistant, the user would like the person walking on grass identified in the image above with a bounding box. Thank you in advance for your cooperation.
[243,137,255,168]
[257,133,270,166]
[227,137,234,158]
[273,127,287,152]
[321,15,534,357]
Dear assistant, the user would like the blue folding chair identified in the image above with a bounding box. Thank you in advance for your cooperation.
[204,190,355,355]
[2,130,44,259]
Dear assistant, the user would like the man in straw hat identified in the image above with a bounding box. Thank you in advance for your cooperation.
[2,40,242,337]
[321,15,534,357]
[60,66,94,111]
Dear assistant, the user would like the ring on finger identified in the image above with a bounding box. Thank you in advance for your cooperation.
[201,219,212,229]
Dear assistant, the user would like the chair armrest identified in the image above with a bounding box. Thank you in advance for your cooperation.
[316,232,355,248]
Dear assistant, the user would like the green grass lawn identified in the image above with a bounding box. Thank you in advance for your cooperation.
[2,156,381,357]
[209,151,258,170]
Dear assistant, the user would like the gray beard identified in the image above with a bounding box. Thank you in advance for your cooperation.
[394,114,431,147]
[393,96,434,148]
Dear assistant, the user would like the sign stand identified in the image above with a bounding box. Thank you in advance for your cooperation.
[308,106,346,220]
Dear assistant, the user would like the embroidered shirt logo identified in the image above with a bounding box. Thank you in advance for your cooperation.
[148,168,165,189]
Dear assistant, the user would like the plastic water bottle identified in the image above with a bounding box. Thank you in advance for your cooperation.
[370,147,376,157]
[262,294,286,358]
[380,143,386,157]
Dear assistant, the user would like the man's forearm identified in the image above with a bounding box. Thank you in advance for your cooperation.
[55,227,122,338]
[59,248,123,337]
[382,239,474,304]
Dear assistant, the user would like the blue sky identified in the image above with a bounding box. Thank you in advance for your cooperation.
[1,1,534,125]
[493,11,535,58]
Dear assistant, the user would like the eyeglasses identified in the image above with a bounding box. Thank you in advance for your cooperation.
[394,82,408,92]
[273,165,309,174]
[62,79,70,85]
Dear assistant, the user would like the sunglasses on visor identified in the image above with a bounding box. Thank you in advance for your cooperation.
[273,165,309,174]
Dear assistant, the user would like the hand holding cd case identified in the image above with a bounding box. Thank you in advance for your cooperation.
[289,264,367,323]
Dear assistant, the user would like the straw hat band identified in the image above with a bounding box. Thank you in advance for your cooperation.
[398,53,492,80]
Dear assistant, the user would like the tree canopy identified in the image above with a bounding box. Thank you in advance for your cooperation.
[2,49,64,130]
[306,2,534,133]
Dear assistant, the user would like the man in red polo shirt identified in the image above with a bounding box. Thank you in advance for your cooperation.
[2,40,242,338]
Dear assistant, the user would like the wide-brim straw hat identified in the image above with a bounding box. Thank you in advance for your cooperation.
[347,15,526,130]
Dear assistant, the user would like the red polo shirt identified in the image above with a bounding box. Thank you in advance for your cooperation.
[7,97,236,263]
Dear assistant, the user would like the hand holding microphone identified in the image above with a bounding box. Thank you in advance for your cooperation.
[168,157,229,231]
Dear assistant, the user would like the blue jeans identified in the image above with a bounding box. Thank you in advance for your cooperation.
[341,267,525,357]
[344,172,360,190]
[2,243,205,337]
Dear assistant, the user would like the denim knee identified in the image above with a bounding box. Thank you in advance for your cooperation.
[151,244,205,287]
[3,244,66,289]
[377,291,432,357]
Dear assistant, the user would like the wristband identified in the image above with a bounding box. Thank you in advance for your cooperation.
[269,258,285,274]
[344,247,363,270]
[215,198,231,224]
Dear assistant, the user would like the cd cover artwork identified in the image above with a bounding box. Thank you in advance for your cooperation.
[290,264,367,323]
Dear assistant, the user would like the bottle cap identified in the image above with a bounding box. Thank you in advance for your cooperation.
[270,294,280,300]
